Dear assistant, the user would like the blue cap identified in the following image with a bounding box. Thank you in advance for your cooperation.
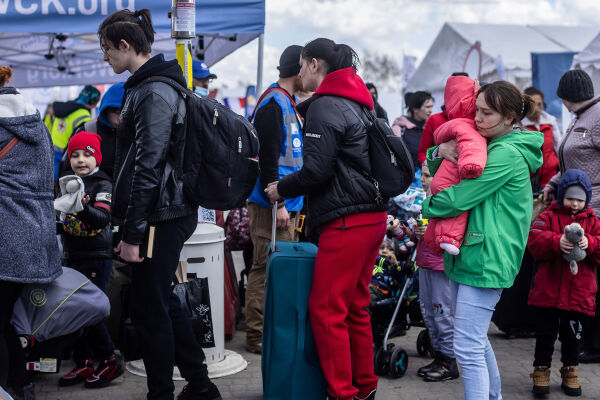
[192,61,217,80]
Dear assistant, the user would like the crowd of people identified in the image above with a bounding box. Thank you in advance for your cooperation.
[0,6,599,400]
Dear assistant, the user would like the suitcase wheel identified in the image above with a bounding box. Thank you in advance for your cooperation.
[389,347,408,378]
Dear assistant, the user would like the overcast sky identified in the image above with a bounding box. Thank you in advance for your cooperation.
[211,0,599,91]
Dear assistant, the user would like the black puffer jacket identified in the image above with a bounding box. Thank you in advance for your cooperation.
[278,67,387,232]
[59,169,113,261]
[113,54,196,245]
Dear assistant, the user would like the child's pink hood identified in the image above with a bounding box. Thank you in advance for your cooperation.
[444,76,478,120]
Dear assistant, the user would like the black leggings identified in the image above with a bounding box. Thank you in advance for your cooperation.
[0,280,26,388]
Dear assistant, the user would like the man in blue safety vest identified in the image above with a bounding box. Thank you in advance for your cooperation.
[245,45,304,354]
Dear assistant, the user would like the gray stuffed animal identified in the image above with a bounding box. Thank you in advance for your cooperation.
[563,222,586,275]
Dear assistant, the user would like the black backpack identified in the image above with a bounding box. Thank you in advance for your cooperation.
[344,100,414,199]
[146,77,259,210]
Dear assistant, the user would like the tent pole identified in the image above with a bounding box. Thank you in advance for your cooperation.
[257,33,264,95]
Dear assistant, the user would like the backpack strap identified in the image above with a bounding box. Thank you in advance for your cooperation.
[0,137,18,160]
[249,87,300,123]
[144,76,189,97]
[340,99,383,204]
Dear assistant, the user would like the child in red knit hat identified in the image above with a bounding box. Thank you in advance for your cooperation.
[57,131,124,388]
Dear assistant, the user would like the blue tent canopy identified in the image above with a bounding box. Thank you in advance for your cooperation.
[0,0,265,88]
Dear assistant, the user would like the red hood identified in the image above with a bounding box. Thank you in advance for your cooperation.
[444,76,478,120]
[314,67,374,110]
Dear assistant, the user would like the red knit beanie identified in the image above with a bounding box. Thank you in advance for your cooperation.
[67,132,102,166]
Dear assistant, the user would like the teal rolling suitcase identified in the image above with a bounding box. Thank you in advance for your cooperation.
[261,203,327,400]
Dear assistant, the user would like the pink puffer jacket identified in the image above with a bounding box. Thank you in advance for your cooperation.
[424,76,488,253]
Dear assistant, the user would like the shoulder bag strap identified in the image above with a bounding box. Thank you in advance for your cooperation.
[0,137,19,160]
[340,99,383,203]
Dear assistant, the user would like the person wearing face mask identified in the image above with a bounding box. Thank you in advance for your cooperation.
[244,45,305,354]
[192,61,217,98]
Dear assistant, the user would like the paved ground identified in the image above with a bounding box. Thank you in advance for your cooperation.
[31,323,600,400]
[27,252,600,400]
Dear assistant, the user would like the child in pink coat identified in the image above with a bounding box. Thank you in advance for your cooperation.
[424,76,487,255]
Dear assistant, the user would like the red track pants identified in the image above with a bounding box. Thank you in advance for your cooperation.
[309,212,387,400]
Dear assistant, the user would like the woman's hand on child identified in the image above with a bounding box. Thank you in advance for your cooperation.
[81,193,90,206]
[438,140,458,164]
[579,235,589,251]
[559,234,574,254]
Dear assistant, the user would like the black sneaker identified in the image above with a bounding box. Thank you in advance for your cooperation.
[579,350,600,364]
[423,358,459,382]
[417,359,440,377]
[84,354,125,388]
[177,382,222,400]
[58,360,94,386]
[356,389,376,400]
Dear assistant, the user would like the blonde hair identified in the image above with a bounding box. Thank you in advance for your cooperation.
[0,66,12,87]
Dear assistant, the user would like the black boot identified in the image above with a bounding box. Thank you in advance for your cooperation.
[417,356,440,378]
[423,354,459,382]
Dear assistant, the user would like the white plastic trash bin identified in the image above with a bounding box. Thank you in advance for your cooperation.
[179,223,226,364]
[126,222,248,379]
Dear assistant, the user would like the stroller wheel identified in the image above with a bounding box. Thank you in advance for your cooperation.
[374,346,389,376]
[417,329,432,357]
[389,347,408,378]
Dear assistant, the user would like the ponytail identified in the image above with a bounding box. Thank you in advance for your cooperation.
[0,66,12,87]
[301,38,359,74]
[520,94,534,121]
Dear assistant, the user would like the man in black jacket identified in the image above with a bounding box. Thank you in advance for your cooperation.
[98,9,221,400]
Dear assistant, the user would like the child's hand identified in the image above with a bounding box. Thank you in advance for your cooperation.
[559,234,574,254]
[400,223,415,241]
[81,193,90,206]
[579,236,589,251]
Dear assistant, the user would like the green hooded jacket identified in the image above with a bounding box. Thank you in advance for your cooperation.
[422,129,543,288]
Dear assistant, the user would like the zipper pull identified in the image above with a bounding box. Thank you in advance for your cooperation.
[390,151,396,166]
[213,108,218,125]
[238,136,242,153]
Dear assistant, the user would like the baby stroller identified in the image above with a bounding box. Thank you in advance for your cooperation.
[11,267,110,373]
[371,249,432,378]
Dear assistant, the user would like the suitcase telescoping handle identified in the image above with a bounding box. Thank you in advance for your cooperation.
[270,201,278,252]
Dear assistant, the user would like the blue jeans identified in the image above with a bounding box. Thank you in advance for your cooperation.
[451,281,503,400]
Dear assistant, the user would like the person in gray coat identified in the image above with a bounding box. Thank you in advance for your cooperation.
[543,69,600,365]
[0,66,61,397]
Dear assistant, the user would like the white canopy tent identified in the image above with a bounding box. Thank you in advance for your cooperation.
[572,32,600,94]
[406,22,598,109]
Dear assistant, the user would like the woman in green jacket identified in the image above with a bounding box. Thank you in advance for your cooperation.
[422,81,543,400]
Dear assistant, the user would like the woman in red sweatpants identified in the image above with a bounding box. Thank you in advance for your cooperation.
[265,37,396,400]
